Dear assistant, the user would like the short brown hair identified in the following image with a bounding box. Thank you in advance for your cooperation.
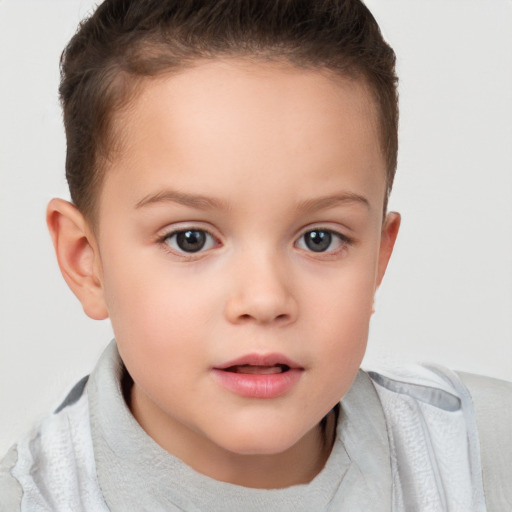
[60,0,398,221]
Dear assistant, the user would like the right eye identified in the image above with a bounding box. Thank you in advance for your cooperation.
[163,229,216,253]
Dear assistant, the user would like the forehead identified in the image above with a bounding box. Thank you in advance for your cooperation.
[123,59,380,145]
[100,59,385,216]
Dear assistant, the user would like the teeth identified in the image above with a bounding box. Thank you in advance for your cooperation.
[228,365,289,375]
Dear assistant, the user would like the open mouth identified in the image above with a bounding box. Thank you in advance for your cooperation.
[212,357,302,398]
[223,364,291,375]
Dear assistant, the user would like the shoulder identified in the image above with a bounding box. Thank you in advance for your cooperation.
[457,369,512,419]
[0,444,23,511]
[457,369,512,413]
[366,363,512,416]
[457,371,512,509]
[0,377,89,512]
[365,365,512,510]
[0,377,109,512]
[365,364,471,417]
[364,365,485,510]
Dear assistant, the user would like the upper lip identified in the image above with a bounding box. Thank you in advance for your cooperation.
[214,353,303,370]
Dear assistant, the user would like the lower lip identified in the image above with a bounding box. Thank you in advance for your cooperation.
[211,368,303,399]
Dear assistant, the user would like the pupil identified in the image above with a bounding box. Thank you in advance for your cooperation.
[305,230,331,252]
[176,230,206,252]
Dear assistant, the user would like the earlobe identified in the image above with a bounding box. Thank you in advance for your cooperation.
[376,211,401,287]
[46,198,109,320]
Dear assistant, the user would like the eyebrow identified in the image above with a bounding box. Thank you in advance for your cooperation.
[297,192,370,213]
[135,190,228,210]
[135,189,370,212]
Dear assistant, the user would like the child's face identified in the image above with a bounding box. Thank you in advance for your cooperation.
[85,60,398,479]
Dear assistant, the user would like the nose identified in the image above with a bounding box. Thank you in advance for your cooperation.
[224,250,298,326]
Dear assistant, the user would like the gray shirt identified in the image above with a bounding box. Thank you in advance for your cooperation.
[1,341,511,511]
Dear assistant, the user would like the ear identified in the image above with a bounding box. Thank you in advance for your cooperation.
[376,211,401,288]
[46,198,109,320]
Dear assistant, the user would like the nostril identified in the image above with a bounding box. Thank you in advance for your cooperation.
[236,312,290,324]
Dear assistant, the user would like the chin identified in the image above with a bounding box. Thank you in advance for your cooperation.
[213,422,313,457]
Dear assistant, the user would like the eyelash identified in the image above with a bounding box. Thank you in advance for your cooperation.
[295,228,352,255]
[158,227,218,258]
[157,226,352,258]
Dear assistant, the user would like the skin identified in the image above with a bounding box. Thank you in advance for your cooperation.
[47,59,400,489]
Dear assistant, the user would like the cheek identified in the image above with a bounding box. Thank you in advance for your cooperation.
[303,264,375,387]
[102,244,218,325]
[103,267,208,398]
[306,260,376,327]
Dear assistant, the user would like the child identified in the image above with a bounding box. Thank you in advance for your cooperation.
[1,0,511,510]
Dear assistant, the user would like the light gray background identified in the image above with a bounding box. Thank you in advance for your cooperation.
[1,0,511,455]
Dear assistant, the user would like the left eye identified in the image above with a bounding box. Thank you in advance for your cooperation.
[164,229,216,253]
[296,229,347,253]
